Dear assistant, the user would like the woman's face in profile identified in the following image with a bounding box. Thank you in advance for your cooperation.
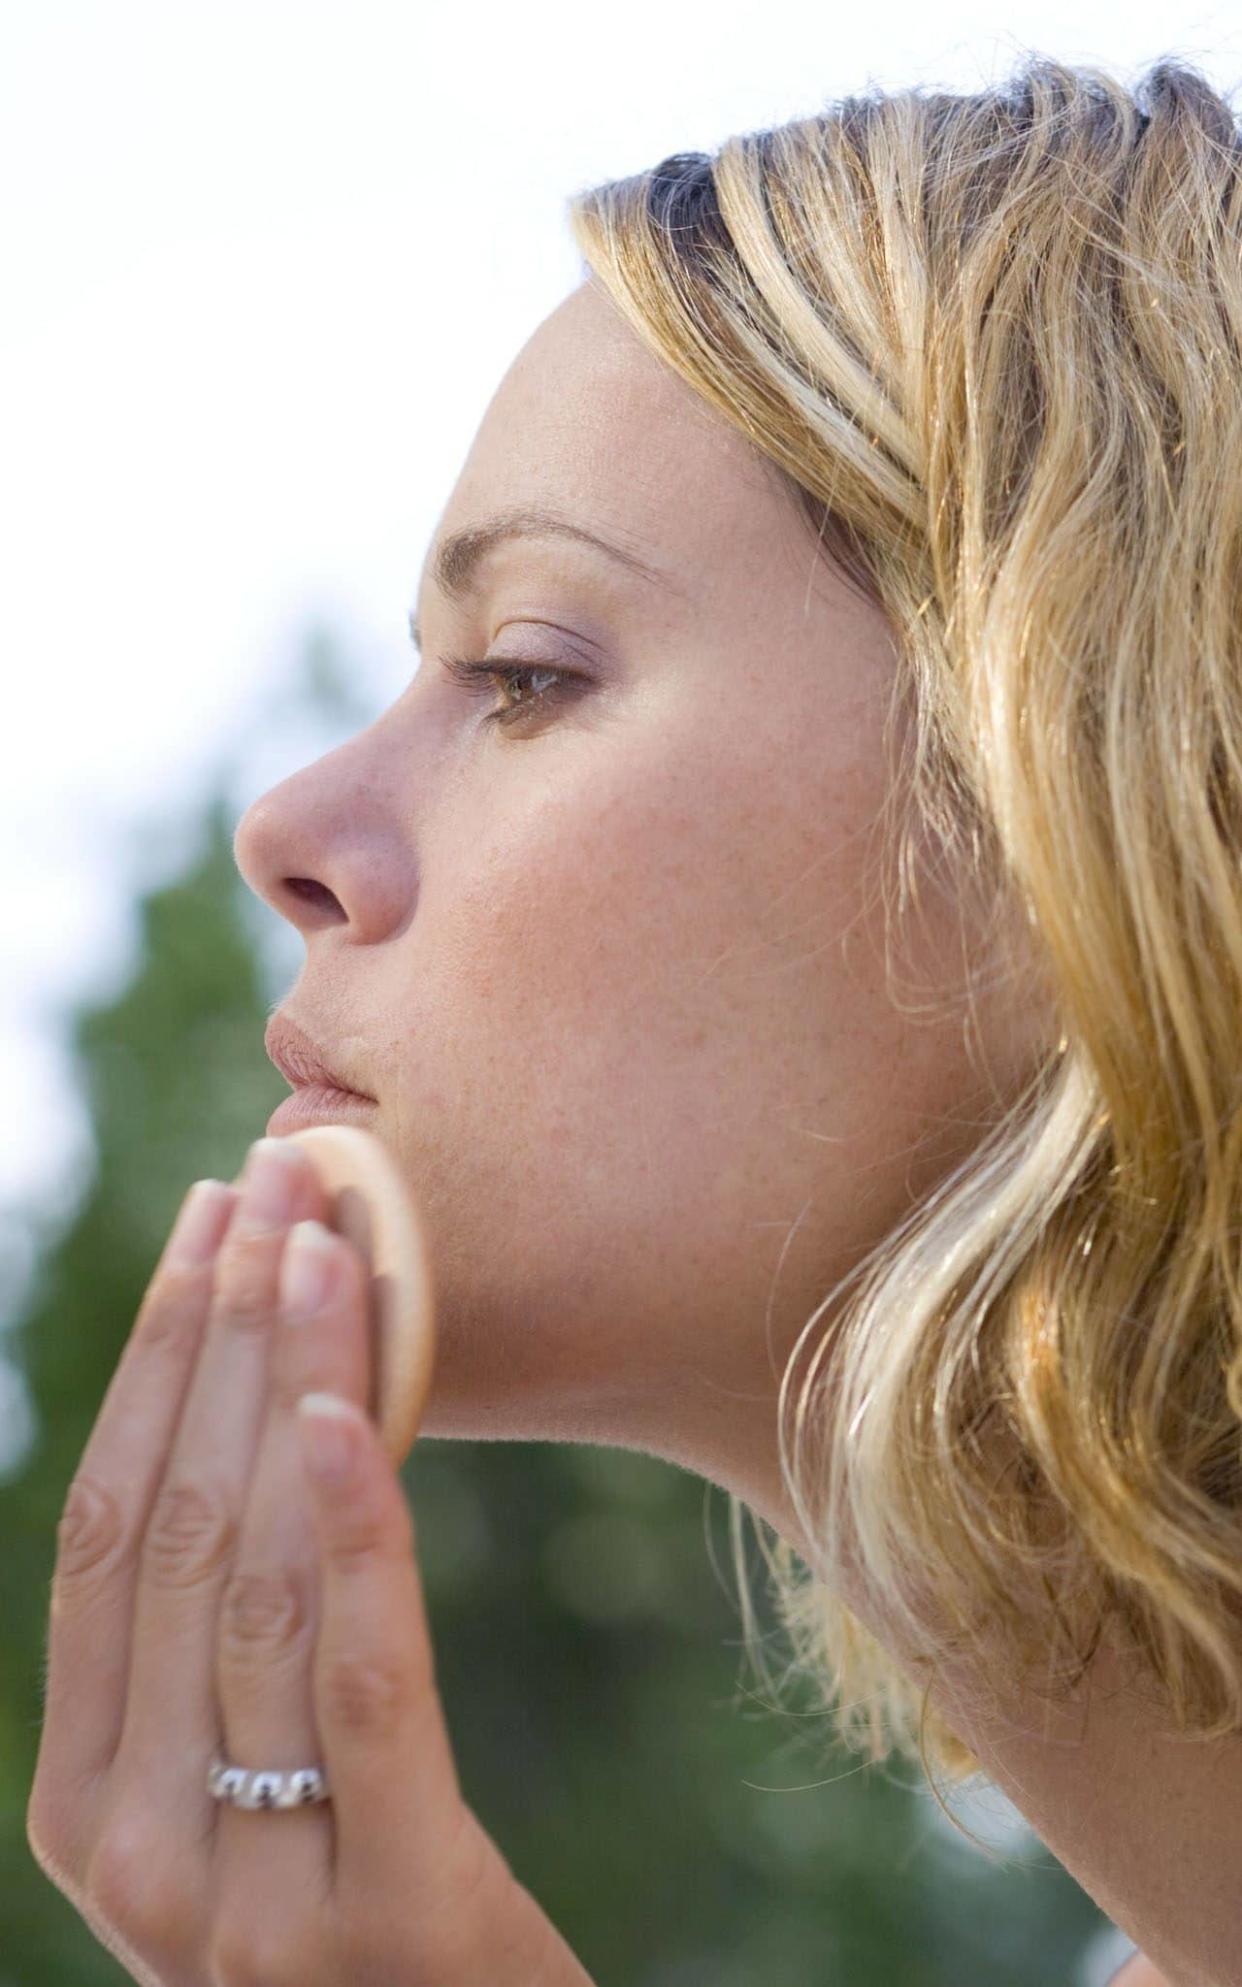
[234,277,1038,1538]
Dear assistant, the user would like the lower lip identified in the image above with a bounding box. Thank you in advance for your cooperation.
[267,1085,378,1135]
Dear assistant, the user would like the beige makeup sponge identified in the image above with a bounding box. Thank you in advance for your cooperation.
[268,1126,435,1467]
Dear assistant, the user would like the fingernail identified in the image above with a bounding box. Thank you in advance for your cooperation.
[168,1180,231,1267]
[240,1138,300,1225]
[281,1220,337,1320]
[297,1391,359,1483]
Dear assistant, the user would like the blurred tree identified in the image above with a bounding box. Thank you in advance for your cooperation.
[0,626,1115,1985]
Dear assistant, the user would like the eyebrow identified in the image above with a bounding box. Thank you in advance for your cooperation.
[407,505,681,653]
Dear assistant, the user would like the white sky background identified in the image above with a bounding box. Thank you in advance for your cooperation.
[5,5,1238,1939]
[6,2,1240,1213]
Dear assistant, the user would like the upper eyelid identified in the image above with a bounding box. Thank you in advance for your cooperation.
[490,627,590,663]
[433,633,580,669]
[409,596,605,662]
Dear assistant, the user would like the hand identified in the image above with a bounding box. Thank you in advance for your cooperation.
[1106,1953,1174,1985]
[28,1137,596,1986]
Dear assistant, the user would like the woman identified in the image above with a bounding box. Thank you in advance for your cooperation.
[28,51,1240,1986]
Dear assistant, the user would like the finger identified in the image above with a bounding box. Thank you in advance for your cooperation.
[296,1362,480,1921]
[111,1138,330,1838]
[211,1219,373,1913]
[34,1177,238,1863]
[1107,1956,1172,1986]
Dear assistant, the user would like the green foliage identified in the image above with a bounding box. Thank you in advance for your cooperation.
[0,632,1114,1983]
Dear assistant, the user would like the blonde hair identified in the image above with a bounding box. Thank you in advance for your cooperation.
[566,52,1242,1829]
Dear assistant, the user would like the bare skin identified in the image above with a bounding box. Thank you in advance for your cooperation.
[1109,1956,1173,1986]
[231,279,1216,1980]
[234,276,1044,1540]
[31,274,1185,1985]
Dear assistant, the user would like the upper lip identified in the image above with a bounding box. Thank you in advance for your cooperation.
[264,1013,374,1097]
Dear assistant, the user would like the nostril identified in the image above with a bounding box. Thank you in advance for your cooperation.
[285,877,339,913]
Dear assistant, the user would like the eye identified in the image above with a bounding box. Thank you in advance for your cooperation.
[439,653,579,729]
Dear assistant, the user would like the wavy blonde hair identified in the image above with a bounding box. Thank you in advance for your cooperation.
[566,52,1242,1829]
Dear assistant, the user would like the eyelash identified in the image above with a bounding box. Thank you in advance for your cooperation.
[439,653,576,729]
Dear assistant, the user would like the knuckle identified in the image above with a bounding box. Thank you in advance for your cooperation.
[138,1261,209,1346]
[323,1505,389,1573]
[320,1648,413,1741]
[87,1817,186,1942]
[143,1478,236,1590]
[26,1789,77,1892]
[219,1566,311,1665]
[214,1240,278,1333]
[437,1818,502,1923]
[54,1476,127,1597]
[410,1819,517,1977]
[209,1926,302,1987]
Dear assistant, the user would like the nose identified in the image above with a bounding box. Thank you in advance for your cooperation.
[231,702,423,947]
[233,784,349,933]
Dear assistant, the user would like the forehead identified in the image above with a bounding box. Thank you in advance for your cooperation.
[419,279,800,607]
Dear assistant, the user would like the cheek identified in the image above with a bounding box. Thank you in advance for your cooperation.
[375,722,987,1425]
[404,740,890,1279]
[430,777,728,1179]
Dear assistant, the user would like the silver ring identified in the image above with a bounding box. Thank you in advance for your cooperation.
[207,1751,331,1809]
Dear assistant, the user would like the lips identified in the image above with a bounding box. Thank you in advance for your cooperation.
[264,1011,375,1100]
[266,1084,377,1136]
